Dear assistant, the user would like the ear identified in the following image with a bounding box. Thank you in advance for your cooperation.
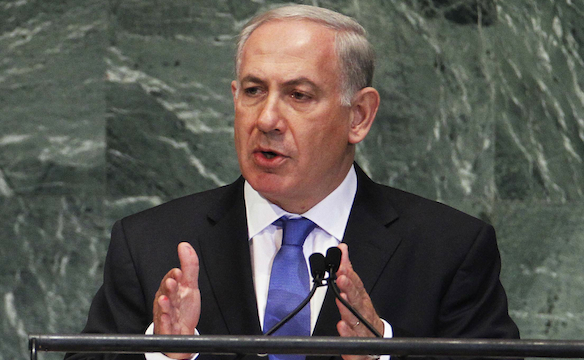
[348,87,380,145]
[231,80,238,102]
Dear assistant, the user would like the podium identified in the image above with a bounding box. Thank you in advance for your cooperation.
[28,334,584,359]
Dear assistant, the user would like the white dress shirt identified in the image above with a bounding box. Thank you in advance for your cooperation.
[146,166,392,359]
[246,165,358,332]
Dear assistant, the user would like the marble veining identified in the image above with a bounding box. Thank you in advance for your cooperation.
[1,0,583,359]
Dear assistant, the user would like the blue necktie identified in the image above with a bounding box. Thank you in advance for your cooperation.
[264,216,316,360]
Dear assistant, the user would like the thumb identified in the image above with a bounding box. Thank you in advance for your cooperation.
[177,242,199,287]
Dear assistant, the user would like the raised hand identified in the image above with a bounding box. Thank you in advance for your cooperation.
[335,243,385,360]
[153,242,201,359]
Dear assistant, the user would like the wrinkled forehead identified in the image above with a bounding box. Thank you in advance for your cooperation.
[238,19,340,81]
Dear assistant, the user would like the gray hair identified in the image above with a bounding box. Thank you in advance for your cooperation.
[235,4,375,106]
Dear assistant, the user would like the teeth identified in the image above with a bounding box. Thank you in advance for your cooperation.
[264,152,276,159]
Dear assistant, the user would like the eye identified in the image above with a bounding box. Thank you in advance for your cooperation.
[291,91,311,101]
[244,86,262,96]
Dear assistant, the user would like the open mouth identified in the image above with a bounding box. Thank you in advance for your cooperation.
[262,151,278,159]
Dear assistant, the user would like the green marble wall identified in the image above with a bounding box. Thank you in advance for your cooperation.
[1,0,583,359]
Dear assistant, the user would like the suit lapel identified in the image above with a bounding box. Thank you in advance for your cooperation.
[313,165,403,337]
[198,178,263,336]
[342,167,402,292]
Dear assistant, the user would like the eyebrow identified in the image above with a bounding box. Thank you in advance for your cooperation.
[240,75,264,85]
[283,77,318,90]
[240,75,319,90]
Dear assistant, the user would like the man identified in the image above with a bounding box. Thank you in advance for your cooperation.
[66,5,519,360]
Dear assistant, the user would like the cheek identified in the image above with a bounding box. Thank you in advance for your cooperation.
[233,121,248,156]
[234,107,256,133]
[298,127,342,164]
[320,118,350,145]
[234,109,251,137]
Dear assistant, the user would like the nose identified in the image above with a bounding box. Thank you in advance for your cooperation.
[256,94,285,134]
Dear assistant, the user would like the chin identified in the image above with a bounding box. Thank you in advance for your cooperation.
[246,172,291,199]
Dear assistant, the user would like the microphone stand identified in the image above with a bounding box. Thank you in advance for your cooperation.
[264,256,327,336]
[265,249,382,338]
[264,278,326,336]
[255,257,327,359]
[239,249,381,360]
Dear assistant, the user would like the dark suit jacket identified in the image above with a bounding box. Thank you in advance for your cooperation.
[65,166,519,360]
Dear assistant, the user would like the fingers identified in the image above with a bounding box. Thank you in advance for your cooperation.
[156,268,182,306]
[153,242,202,337]
[337,243,352,274]
[336,243,364,291]
[335,297,361,337]
[337,314,376,360]
[335,244,384,338]
[154,268,182,334]
[335,244,366,313]
[155,298,174,334]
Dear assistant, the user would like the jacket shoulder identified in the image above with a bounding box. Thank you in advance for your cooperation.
[386,185,487,227]
[356,167,489,230]
[120,178,244,230]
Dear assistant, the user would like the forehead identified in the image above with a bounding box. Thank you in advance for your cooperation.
[239,19,340,83]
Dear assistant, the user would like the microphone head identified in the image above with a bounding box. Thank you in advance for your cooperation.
[309,253,326,280]
[325,247,342,273]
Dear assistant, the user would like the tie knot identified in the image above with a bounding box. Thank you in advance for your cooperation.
[274,217,317,247]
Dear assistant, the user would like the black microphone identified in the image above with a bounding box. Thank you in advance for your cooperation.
[325,247,382,338]
[309,253,327,283]
[263,253,328,336]
[325,247,341,279]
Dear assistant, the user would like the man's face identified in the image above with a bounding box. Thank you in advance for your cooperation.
[232,20,357,213]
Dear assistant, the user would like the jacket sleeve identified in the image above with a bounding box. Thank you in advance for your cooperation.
[436,224,519,339]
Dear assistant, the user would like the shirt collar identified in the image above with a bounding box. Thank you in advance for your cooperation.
[244,165,357,241]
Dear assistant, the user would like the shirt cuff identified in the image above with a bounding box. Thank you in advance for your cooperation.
[379,319,393,360]
[144,322,199,360]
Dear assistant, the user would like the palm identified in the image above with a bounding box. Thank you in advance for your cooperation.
[153,242,201,359]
